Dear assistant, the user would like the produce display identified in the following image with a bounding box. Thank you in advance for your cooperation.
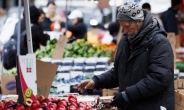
[50,57,109,95]
[2,68,17,75]
[0,94,115,110]
[35,39,57,59]
[35,39,114,59]
[0,94,93,110]
[64,39,113,58]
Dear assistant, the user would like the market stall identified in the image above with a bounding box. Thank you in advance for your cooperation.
[0,0,118,110]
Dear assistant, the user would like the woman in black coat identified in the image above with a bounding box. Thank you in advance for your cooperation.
[12,5,50,52]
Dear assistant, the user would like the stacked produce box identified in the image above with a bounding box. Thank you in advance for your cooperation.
[34,38,115,95]
[46,57,110,95]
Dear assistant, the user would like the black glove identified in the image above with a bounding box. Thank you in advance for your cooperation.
[110,92,129,108]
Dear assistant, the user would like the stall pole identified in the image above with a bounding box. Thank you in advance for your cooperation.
[16,0,23,104]
[23,0,33,53]
[17,0,33,104]
[112,0,116,22]
[65,0,68,30]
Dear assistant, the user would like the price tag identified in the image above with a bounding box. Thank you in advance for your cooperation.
[52,35,68,60]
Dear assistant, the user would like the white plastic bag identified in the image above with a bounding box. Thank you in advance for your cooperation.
[0,14,18,44]
[101,31,113,44]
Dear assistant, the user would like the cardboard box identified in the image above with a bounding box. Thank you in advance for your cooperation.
[57,85,70,95]
[1,74,16,95]
[175,89,184,108]
[102,88,119,96]
[167,33,176,45]
[178,78,184,89]
[36,60,58,97]
[175,104,184,110]
[167,33,176,69]
[175,78,178,90]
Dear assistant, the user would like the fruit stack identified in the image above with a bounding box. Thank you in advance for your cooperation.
[0,94,116,110]
[0,94,94,110]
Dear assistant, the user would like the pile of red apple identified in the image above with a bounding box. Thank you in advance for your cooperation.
[0,95,92,110]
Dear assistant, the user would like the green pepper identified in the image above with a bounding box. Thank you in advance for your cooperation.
[50,39,57,44]
[77,48,83,55]
[65,44,73,51]
[73,45,80,52]
[46,40,50,45]
[80,39,85,43]
[87,48,95,54]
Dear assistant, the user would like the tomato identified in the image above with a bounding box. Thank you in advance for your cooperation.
[58,101,67,107]
[40,102,47,108]
[68,105,77,110]
[15,105,25,110]
[25,107,32,110]
[37,95,45,103]
[68,95,77,100]
[31,102,40,109]
[68,98,77,104]
[56,105,66,110]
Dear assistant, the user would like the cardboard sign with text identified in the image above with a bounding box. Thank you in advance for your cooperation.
[167,33,176,69]
[52,35,68,60]
[18,54,37,103]
[98,0,110,9]
[36,59,58,97]
[1,74,16,95]
[167,33,176,45]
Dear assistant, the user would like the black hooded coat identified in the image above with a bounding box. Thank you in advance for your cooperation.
[92,10,174,110]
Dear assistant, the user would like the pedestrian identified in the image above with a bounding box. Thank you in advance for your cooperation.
[78,1,174,110]
[38,9,45,23]
[40,1,62,31]
[142,2,163,27]
[162,0,181,48]
[12,5,50,52]
[67,9,87,41]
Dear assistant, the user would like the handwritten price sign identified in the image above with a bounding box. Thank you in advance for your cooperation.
[52,35,68,60]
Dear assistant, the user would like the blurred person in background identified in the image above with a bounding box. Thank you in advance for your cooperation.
[67,9,87,42]
[142,3,163,27]
[0,8,7,54]
[12,5,50,52]
[161,0,181,48]
[40,1,62,31]
[38,9,45,23]
[78,1,174,110]
[0,8,7,34]
[108,0,123,44]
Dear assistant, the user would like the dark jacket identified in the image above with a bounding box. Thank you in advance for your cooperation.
[108,20,120,37]
[12,5,50,52]
[68,21,87,39]
[93,11,174,110]
[162,8,178,35]
[40,17,52,31]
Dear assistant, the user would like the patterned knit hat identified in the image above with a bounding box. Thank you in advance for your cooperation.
[117,1,144,21]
